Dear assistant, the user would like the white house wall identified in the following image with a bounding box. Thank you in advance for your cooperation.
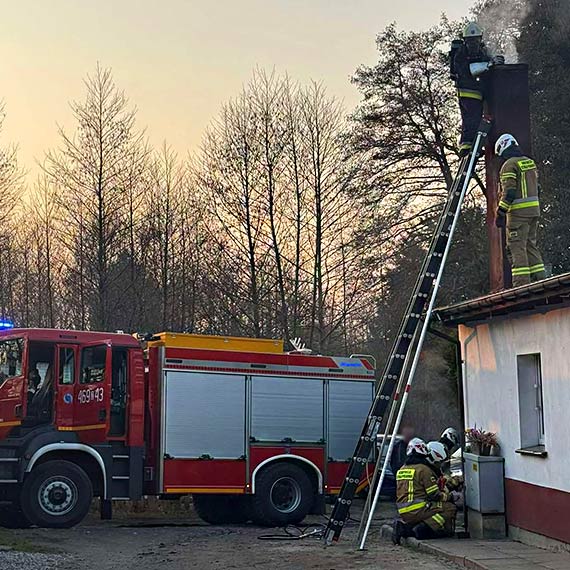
[459,306,570,494]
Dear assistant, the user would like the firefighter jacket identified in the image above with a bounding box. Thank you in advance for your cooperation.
[451,41,491,100]
[396,461,448,518]
[499,153,540,218]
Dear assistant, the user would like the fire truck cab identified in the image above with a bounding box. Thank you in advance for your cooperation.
[0,328,375,528]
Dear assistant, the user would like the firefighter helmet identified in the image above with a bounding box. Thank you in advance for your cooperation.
[440,427,460,452]
[406,437,428,457]
[495,133,518,157]
[427,441,448,466]
[463,22,483,39]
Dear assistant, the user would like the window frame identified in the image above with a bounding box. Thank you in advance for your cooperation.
[80,344,108,385]
[58,346,76,386]
[516,352,546,453]
[0,338,24,388]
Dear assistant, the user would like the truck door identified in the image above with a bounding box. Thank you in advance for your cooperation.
[54,344,77,429]
[73,342,112,441]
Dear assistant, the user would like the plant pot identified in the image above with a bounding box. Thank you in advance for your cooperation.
[479,445,491,457]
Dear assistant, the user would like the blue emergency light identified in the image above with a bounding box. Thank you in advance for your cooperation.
[0,320,14,330]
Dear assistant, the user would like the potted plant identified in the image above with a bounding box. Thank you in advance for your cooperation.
[466,426,499,456]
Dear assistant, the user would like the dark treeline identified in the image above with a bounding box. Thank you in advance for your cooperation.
[0,0,567,363]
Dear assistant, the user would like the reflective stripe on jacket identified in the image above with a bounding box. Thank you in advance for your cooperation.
[396,463,444,516]
[499,156,540,217]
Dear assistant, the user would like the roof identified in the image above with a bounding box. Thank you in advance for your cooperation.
[0,328,140,347]
[435,273,570,325]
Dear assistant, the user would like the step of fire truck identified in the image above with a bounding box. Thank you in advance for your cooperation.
[109,441,142,500]
[323,120,492,546]
[0,442,20,491]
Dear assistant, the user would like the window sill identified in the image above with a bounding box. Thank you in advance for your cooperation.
[515,446,547,458]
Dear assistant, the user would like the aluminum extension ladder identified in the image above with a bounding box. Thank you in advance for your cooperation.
[323,119,491,548]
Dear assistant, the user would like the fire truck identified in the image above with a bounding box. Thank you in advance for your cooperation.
[0,328,375,528]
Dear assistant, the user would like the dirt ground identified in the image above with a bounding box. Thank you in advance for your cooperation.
[0,501,462,570]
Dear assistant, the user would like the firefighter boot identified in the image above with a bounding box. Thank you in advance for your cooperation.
[413,522,437,540]
[392,519,414,545]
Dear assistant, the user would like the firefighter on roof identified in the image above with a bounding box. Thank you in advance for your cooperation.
[450,22,503,156]
[495,133,546,287]
[392,438,457,545]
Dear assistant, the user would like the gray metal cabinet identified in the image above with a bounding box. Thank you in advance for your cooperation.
[164,371,246,459]
[251,376,324,443]
[328,380,374,461]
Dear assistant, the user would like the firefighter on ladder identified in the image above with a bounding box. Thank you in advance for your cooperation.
[392,439,457,544]
[495,133,546,287]
[450,22,504,156]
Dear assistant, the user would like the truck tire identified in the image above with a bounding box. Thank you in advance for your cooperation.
[21,460,93,528]
[251,462,314,526]
[192,494,249,524]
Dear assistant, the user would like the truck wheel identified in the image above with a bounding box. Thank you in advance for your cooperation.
[193,494,249,524]
[251,462,314,526]
[21,460,93,528]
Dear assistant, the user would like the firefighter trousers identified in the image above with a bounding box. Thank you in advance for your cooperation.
[458,93,483,151]
[401,501,457,535]
[506,214,546,287]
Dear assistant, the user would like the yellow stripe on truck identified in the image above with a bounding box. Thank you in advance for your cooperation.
[58,423,106,432]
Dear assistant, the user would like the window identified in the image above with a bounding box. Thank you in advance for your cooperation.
[59,348,75,385]
[517,353,545,452]
[0,339,23,386]
[109,349,128,436]
[80,346,107,384]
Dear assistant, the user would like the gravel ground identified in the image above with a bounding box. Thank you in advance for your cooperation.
[0,501,462,570]
[0,550,70,570]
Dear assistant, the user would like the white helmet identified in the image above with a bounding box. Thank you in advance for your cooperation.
[440,427,460,452]
[406,437,428,457]
[463,22,483,39]
[495,133,518,157]
[427,441,448,466]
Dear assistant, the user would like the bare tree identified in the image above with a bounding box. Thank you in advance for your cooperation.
[45,65,145,330]
[200,89,269,337]
[144,143,185,329]
[250,70,291,340]
[0,104,24,322]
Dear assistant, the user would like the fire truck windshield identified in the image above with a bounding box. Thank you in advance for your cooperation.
[0,338,24,387]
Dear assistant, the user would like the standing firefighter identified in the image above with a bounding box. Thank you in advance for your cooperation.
[495,133,546,287]
[450,22,503,156]
[392,439,457,544]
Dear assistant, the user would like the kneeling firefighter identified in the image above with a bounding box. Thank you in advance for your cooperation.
[392,439,458,544]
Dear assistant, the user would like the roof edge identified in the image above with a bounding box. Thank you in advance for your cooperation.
[435,273,570,325]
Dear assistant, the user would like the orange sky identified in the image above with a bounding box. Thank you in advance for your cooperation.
[2,0,474,176]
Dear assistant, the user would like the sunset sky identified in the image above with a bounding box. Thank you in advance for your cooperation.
[3,0,473,174]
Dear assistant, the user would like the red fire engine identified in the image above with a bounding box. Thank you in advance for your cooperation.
[0,328,375,528]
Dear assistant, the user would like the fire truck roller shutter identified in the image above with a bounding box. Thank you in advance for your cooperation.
[164,371,246,459]
[251,376,324,443]
[328,380,375,461]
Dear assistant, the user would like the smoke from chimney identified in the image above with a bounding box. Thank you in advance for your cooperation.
[474,0,531,63]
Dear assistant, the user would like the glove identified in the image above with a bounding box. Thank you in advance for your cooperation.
[493,55,505,65]
[495,209,507,228]
[450,491,464,508]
